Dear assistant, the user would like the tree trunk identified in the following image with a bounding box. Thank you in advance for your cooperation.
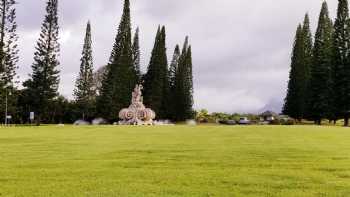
[344,117,349,127]
[36,114,41,126]
[0,1,6,72]
[315,119,321,125]
[297,119,302,124]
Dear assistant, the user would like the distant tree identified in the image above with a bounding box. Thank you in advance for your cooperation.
[300,14,313,118]
[183,45,194,120]
[196,109,211,123]
[93,65,107,95]
[16,88,33,124]
[158,27,171,119]
[0,0,19,122]
[169,45,180,89]
[283,15,313,121]
[143,26,170,119]
[16,91,78,124]
[23,0,60,125]
[0,0,18,85]
[132,27,141,82]
[174,37,194,121]
[74,21,96,120]
[308,2,333,125]
[168,45,180,119]
[47,95,82,124]
[283,25,304,120]
[333,0,350,126]
[97,0,137,122]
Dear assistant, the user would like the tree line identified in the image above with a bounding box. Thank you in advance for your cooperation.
[0,0,194,125]
[283,0,350,126]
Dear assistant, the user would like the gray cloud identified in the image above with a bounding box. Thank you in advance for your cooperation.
[15,0,338,113]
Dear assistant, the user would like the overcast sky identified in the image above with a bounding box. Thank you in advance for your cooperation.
[15,0,338,113]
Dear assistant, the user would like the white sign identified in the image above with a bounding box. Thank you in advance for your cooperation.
[30,112,35,120]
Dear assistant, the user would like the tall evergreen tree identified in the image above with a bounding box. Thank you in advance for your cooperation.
[0,0,18,86]
[168,45,180,119]
[132,27,141,82]
[300,13,313,117]
[74,21,96,120]
[143,26,169,119]
[184,45,194,118]
[283,15,313,121]
[333,0,350,126]
[283,25,305,120]
[158,27,170,119]
[0,0,18,123]
[174,37,194,121]
[23,0,60,124]
[97,0,136,121]
[308,2,333,125]
[169,45,180,89]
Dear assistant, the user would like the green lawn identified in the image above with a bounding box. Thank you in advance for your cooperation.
[0,125,350,197]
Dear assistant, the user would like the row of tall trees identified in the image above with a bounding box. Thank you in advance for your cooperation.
[283,0,350,126]
[97,0,194,122]
[0,0,194,124]
[143,28,194,121]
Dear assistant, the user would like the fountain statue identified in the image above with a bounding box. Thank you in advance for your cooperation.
[118,85,156,125]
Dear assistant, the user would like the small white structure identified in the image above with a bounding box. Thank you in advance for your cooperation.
[118,85,156,125]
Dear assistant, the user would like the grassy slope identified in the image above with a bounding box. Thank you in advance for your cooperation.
[0,125,350,197]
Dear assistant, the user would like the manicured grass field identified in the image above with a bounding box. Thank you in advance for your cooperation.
[0,125,350,196]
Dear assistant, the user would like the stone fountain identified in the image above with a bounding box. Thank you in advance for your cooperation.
[118,85,156,125]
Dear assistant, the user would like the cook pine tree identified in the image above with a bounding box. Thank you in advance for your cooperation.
[0,0,19,122]
[168,44,180,119]
[0,0,18,87]
[283,25,304,120]
[74,21,96,120]
[97,0,137,121]
[174,37,188,121]
[132,27,141,83]
[301,14,313,119]
[333,0,350,126]
[184,45,194,120]
[23,0,60,124]
[283,15,312,121]
[143,26,170,119]
[308,2,333,125]
[174,37,194,121]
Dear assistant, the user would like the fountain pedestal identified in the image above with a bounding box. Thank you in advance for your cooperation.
[118,85,156,125]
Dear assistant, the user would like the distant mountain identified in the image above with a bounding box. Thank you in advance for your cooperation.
[259,98,283,114]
